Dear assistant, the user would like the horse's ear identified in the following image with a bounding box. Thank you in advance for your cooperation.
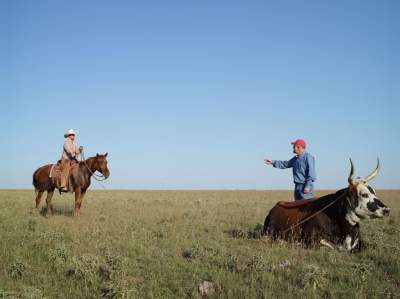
[104,152,108,157]
[96,153,99,157]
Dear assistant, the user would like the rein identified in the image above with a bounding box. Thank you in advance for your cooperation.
[281,191,348,234]
[81,152,106,181]
[80,152,108,188]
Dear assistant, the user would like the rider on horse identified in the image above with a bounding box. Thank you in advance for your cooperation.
[60,129,83,192]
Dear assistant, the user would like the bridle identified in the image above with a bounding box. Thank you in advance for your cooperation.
[81,152,108,182]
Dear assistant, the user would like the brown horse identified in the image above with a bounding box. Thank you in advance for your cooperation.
[32,153,110,217]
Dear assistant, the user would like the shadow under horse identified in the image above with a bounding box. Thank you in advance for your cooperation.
[32,153,110,218]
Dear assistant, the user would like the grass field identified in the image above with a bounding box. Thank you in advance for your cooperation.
[0,189,399,299]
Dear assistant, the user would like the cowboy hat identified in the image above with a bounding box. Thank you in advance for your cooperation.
[64,129,76,138]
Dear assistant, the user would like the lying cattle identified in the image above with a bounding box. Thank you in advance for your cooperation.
[263,159,390,252]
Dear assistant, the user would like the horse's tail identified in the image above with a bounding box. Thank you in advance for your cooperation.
[32,168,42,191]
[262,211,272,236]
[32,165,53,192]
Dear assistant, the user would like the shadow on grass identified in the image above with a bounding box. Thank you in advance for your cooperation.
[225,223,264,239]
[39,206,74,218]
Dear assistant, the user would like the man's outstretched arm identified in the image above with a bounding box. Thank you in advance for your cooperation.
[264,158,294,169]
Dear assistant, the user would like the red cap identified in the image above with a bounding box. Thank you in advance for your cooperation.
[291,139,306,148]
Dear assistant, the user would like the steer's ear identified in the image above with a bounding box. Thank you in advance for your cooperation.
[104,152,108,157]
[96,153,99,157]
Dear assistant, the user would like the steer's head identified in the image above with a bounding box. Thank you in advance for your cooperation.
[347,159,390,219]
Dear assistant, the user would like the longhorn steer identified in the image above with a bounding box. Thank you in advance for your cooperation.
[263,159,390,252]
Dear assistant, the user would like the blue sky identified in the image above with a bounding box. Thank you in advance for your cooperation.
[1,0,399,189]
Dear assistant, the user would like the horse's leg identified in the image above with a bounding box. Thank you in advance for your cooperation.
[35,191,44,209]
[74,189,83,218]
[45,189,55,217]
[76,190,87,218]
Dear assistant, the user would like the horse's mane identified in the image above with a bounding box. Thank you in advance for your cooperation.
[78,156,97,166]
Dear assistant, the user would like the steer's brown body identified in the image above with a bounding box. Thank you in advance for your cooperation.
[264,190,349,245]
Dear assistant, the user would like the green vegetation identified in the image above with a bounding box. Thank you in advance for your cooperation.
[0,190,399,298]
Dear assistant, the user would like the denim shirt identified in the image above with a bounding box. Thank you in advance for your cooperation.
[272,152,316,189]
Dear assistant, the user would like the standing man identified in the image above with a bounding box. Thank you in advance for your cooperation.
[60,129,83,192]
[264,139,316,200]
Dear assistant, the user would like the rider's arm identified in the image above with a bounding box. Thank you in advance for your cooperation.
[63,140,76,158]
[74,145,82,155]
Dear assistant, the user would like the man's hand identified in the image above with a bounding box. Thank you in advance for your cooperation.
[79,146,84,153]
[264,159,273,165]
[304,187,310,193]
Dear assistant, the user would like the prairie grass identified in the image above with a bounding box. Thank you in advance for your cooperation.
[0,190,399,298]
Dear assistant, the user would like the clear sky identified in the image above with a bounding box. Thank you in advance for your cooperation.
[1,0,399,189]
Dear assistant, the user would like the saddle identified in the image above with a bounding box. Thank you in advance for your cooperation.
[49,160,78,193]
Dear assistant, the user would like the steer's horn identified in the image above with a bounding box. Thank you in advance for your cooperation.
[364,159,380,182]
[348,158,355,184]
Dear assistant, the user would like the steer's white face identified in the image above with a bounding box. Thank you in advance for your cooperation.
[351,180,390,219]
[320,159,391,252]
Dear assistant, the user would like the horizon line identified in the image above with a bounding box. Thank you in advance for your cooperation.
[1,188,399,191]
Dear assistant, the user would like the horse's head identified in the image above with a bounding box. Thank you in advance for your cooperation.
[347,159,390,219]
[94,153,110,178]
